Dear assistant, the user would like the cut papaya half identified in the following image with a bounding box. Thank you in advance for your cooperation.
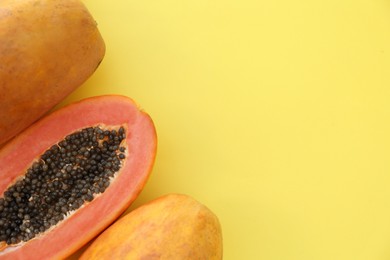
[0,95,157,259]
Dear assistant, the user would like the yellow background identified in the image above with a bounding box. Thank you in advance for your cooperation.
[64,0,390,259]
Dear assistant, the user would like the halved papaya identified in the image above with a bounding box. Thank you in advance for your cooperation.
[0,95,157,259]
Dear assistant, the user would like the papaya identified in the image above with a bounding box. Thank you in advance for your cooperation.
[0,95,157,259]
[0,0,105,146]
[80,194,223,260]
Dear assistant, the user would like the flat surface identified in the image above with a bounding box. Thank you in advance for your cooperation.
[64,0,390,259]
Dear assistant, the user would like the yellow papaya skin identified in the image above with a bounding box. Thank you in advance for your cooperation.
[80,194,223,260]
[0,0,105,145]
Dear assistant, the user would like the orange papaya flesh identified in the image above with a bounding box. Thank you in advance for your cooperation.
[81,194,223,260]
[0,95,157,259]
[0,0,105,146]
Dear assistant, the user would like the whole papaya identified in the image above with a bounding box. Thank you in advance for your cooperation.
[0,0,105,145]
[80,194,223,260]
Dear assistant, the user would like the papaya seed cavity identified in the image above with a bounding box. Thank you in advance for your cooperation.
[0,126,127,246]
